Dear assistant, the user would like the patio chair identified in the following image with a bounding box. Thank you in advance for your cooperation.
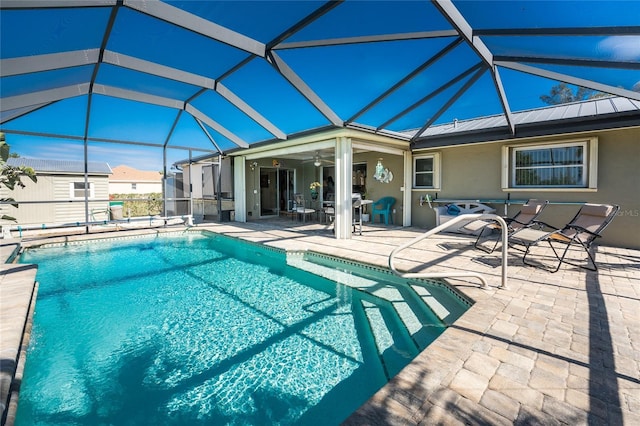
[508,203,620,272]
[293,193,315,223]
[352,193,363,235]
[322,192,335,225]
[371,196,395,225]
[464,199,548,253]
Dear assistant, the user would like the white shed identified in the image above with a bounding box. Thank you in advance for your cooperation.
[1,158,112,226]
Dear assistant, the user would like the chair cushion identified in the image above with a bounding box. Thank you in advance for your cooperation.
[572,204,614,234]
[580,203,614,218]
[447,204,461,215]
[520,203,540,215]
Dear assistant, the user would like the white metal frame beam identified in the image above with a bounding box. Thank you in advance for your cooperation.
[1,128,217,152]
[186,104,249,149]
[102,51,287,140]
[123,0,265,57]
[102,50,215,89]
[0,49,100,77]
[0,0,116,8]
[274,30,459,50]
[216,82,287,140]
[267,51,343,127]
[474,26,640,36]
[1,84,90,112]
[493,55,640,70]
[1,103,50,124]
[432,0,515,134]
[496,61,640,102]
[92,84,184,109]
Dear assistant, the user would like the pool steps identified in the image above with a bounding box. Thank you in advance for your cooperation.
[286,253,469,379]
[287,253,469,324]
[287,255,420,379]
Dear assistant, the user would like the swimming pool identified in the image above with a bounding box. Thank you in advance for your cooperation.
[16,231,469,425]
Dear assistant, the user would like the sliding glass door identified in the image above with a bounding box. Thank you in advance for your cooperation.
[260,168,295,217]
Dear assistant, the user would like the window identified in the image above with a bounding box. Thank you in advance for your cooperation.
[131,183,137,191]
[70,181,95,199]
[502,138,597,190]
[413,153,440,189]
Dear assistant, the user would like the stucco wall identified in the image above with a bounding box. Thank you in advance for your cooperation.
[353,152,404,224]
[410,127,640,249]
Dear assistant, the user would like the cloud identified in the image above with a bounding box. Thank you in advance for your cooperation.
[598,36,640,61]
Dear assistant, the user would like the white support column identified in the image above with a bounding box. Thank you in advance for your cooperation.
[334,136,353,239]
[403,151,413,227]
[233,157,247,222]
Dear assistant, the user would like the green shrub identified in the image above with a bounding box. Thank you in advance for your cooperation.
[110,193,162,217]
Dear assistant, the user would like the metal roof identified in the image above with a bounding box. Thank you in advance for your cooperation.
[7,158,112,175]
[413,96,640,137]
[1,1,639,163]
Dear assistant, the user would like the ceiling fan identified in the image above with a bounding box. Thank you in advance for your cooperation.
[302,151,335,167]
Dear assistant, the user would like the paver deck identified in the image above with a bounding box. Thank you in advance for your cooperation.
[1,220,638,425]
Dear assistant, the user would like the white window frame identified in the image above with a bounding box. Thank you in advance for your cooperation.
[413,153,440,190]
[131,183,137,191]
[70,181,95,199]
[501,137,598,191]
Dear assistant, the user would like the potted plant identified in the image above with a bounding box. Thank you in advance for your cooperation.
[309,181,321,200]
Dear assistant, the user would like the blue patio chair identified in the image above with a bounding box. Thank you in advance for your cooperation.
[371,197,396,225]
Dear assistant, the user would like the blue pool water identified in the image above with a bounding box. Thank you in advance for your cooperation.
[16,232,468,425]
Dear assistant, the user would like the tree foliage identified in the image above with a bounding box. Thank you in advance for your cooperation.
[0,132,37,221]
[110,193,162,217]
[540,83,607,105]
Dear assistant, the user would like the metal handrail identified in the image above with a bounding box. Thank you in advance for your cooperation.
[389,214,508,289]
[3,214,194,238]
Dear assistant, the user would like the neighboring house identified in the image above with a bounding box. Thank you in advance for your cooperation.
[172,157,234,219]
[109,165,162,195]
[1,158,112,225]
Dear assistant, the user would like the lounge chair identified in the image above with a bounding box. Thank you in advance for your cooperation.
[371,196,396,225]
[508,203,619,272]
[464,199,549,253]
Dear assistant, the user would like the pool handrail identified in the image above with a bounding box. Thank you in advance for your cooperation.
[388,213,508,289]
[5,214,194,238]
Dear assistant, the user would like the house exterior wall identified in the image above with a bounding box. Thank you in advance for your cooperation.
[352,151,405,224]
[410,127,640,249]
[0,174,110,225]
[109,182,162,194]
